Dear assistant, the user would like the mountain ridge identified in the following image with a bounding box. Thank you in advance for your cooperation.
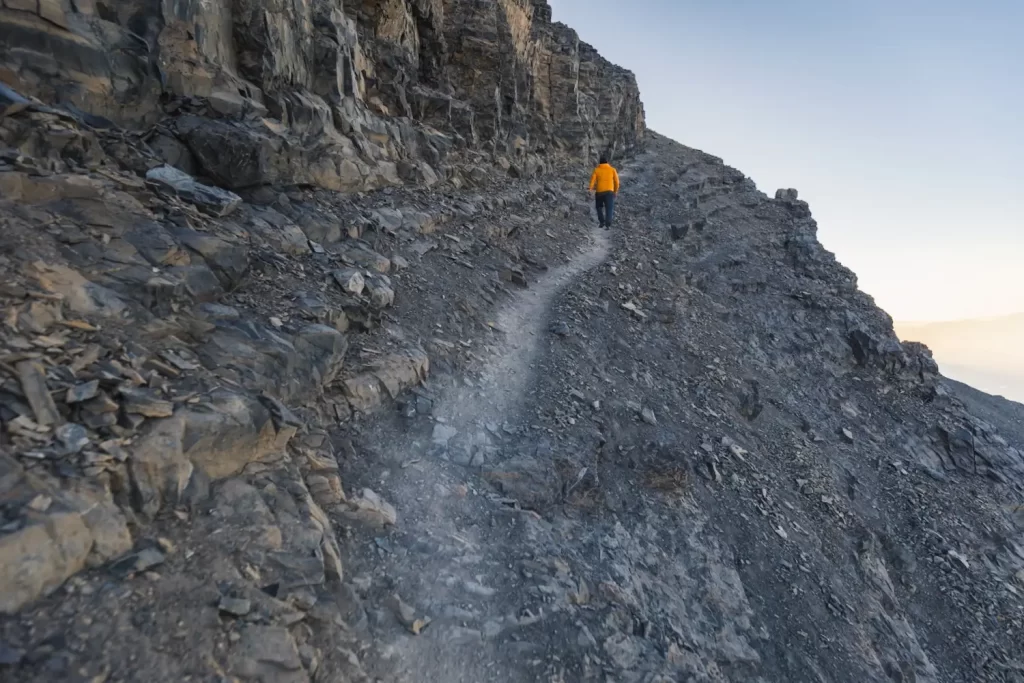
[1,2,1023,681]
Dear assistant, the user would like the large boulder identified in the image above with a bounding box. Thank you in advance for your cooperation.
[0,455,131,614]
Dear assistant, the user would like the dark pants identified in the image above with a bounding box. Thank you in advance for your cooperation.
[595,191,616,227]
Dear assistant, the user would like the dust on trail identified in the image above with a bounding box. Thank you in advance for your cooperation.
[349,227,611,681]
[442,227,610,431]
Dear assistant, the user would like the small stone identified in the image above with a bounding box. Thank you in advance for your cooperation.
[332,268,365,295]
[231,625,303,675]
[16,360,62,427]
[577,625,598,649]
[947,550,970,569]
[219,596,253,617]
[83,412,117,430]
[390,595,430,635]
[432,424,458,445]
[26,493,53,513]
[482,620,502,638]
[113,547,166,575]
[840,428,854,443]
[641,407,657,425]
[351,575,372,594]
[549,321,570,336]
[287,588,318,611]
[156,537,176,554]
[462,580,496,597]
[364,274,395,308]
[83,392,119,415]
[0,641,25,666]
[340,488,397,527]
[500,267,528,288]
[54,423,89,454]
[120,388,174,418]
[65,380,100,404]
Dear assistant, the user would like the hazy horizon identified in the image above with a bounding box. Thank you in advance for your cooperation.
[896,314,1024,403]
[550,0,1024,323]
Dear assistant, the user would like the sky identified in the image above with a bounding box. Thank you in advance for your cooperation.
[549,0,1024,322]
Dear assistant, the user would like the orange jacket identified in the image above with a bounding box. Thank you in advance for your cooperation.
[589,163,620,193]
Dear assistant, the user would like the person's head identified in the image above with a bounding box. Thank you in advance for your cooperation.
[599,154,608,165]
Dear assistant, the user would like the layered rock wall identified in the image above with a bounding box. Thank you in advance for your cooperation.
[0,0,644,191]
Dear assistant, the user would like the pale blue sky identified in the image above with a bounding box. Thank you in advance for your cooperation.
[550,0,1024,322]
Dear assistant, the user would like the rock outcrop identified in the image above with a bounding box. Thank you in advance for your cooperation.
[0,0,643,193]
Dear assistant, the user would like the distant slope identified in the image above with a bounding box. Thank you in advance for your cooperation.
[945,378,1024,449]
[896,314,1024,403]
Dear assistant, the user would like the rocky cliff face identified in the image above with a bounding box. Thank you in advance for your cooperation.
[0,0,643,192]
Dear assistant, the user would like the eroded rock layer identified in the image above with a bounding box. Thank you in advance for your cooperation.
[0,0,644,192]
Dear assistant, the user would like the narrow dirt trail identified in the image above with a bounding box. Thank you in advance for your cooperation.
[343,228,613,681]
[441,228,610,432]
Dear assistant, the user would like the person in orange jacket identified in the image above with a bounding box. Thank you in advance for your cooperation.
[588,154,620,229]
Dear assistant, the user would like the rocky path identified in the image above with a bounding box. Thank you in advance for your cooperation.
[343,228,613,681]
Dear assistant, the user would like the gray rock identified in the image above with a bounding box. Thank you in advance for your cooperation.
[603,633,643,670]
[146,165,242,216]
[432,424,459,445]
[549,320,570,336]
[111,547,166,575]
[120,387,174,418]
[229,626,304,682]
[54,423,89,455]
[339,489,397,528]
[16,360,61,427]
[219,596,253,616]
[500,267,528,288]
[332,268,365,295]
[364,274,395,308]
[577,625,598,649]
[0,640,24,666]
[367,208,404,233]
[65,380,99,404]
[127,415,193,518]
[0,456,95,613]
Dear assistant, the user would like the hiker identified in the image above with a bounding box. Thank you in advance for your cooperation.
[588,154,620,229]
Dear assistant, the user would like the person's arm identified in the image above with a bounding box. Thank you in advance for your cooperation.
[588,168,598,192]
[613,168,620,193]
